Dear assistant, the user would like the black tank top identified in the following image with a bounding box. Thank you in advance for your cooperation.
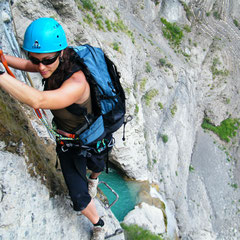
[51,94,92,133]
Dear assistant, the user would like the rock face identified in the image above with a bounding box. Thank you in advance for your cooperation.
[0,1,123,240]
[0,150,91,240]
[0,0,240,239]
[0,148,123,239]
[123,202,165,235]
[182,128,240,240]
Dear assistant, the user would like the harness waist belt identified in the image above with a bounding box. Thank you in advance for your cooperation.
[57,129,76,138]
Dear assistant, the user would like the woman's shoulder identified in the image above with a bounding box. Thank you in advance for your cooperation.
[63,71,89,91]
[62,48,84,81]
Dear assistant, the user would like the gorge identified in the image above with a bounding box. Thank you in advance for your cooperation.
[0,0,240,239]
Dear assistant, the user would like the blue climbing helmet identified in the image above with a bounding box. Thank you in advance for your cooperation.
[23,18,68,53]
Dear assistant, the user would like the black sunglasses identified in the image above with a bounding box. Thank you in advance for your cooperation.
[29,51,61,65]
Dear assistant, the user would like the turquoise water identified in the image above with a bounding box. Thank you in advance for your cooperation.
[98,167,141,221]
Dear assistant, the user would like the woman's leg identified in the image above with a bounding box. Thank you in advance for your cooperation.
[89,172,101,179]
[88,134,113,180]
[87,150,106,198]
[57,146,106,239]
[81,199,100,224]
[57,146,100,224]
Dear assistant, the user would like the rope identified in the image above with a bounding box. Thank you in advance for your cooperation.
[38,114,79,141]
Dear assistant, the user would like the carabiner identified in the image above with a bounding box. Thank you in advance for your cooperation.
[125,115,133,123]
[61,145,69,152]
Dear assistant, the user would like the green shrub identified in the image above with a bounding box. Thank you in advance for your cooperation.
[127,30,135,44]
[134,105,139,115]
[159,58,166,66]
[159,58,173,69]
[121,224,164,240]
[125,87,131,95]
[112,11,135,43]
[112,42,120,52]
[170,104,177,116]
[213,11,221,20]
[146,62,152,73]
[180,1,192,20]
[189,165,195,172]
[201,118,240,142]
[114,18,126,31]
[211,67,229,79]
[93,12,103,19]
[153,0,160,5]
[162,134,168,143]
[105,19,112,31]
[183,25,191,33]
[83,14,93,25]
[158,102,163,110]
[213,57,220,66]
[140,78,147,91]
[96,19,105,31]
[165,63,173,69]
[231,183,238,189]
[161,18,183,47]
[77,0,135,41]
[210,57,229,79]
[144,89,159,106]
[233,19,239,28]
[80,0,96,13]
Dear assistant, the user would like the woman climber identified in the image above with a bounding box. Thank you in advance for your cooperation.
[0,17,111,240]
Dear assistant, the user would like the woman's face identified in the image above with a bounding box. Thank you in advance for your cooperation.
[29,51,61,78]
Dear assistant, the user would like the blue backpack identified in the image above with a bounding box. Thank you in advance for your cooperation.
[66,44,127,146]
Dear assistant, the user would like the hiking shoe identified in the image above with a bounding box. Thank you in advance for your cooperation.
[91,224,107,240]
[88,177,99,198]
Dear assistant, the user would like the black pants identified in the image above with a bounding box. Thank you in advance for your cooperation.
[56,145,107,211]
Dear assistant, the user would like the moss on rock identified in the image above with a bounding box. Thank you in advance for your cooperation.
[0,89,66,197]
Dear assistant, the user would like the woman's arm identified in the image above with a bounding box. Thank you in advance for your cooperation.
[0,70,89,109]
[4,55,38,72]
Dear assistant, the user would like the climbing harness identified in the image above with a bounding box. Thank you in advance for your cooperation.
[56,136,115,182]
[57,135,115,153]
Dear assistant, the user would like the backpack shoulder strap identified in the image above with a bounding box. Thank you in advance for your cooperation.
[66,103,87,116]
